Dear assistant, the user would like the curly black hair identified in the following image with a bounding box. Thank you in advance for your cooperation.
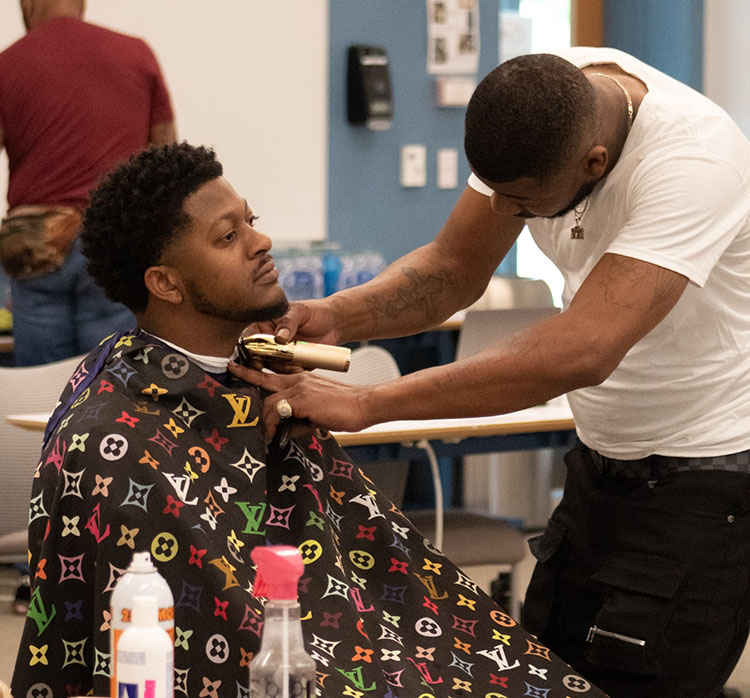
[464,53,596,183]
[81,142,223,313]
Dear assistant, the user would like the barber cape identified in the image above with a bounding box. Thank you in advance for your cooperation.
[11,331,606,698]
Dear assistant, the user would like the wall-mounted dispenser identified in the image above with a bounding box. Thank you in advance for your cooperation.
[347,45,393,130]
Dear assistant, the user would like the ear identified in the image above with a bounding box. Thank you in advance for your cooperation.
[583,145,609,180]
[144,265,185,306]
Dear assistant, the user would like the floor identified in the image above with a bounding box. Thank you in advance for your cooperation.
[2,550,750,695]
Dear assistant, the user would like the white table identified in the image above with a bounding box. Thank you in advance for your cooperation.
[7,402,575,450]
[333,401,574,449]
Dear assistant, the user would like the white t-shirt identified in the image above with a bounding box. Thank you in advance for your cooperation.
[468,47,750,459]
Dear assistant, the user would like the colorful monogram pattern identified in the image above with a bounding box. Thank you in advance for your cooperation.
[11,332,607,698]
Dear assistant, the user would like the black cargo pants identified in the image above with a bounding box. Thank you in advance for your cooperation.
[523,440,750,698]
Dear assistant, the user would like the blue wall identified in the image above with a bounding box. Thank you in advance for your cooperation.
[603,0,704,90]
[327,0,500,265]
[327,1,705,266]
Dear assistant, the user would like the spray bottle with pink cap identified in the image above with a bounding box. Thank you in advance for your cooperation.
[249,545,316,698]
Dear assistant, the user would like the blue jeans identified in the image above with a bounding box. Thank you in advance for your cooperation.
[10,238,134,365]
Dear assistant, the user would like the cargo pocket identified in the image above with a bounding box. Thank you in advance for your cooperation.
[523,518,567,635]
[585,551,688,675]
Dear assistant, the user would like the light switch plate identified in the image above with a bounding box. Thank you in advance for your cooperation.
[401,144,427,187]
[437,148,458,189]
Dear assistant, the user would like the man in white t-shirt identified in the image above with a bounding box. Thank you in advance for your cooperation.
[234,48,750,697]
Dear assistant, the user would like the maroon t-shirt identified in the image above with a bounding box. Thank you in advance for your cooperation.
[0,16,174,209]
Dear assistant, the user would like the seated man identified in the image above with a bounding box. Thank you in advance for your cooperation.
[11,143,606,698]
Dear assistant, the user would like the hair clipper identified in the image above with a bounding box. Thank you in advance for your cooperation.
[238,334,351,372]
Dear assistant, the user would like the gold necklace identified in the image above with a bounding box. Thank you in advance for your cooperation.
[590,72,634,130]
[570,72,634,240]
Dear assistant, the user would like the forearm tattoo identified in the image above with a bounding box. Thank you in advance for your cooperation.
[364,266,455,334]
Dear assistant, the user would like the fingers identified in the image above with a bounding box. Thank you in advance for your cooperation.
[260,362,305,375]
[228,363,304,391]
[263,407,280,442]
[241,306,303,345]
[274,317,298,344]
[228,362,313,443]
[270,308,298,344]
[241,320,277,337]
[273,302,312,343]
[228,362,272,387]
[264,395,306,443]
[275,398,293,420]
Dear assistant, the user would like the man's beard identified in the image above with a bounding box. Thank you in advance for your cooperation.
[186,281,290,325]
[551,179,597,218]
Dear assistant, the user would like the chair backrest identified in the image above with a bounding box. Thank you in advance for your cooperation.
[314,344,401,385]
[314,345,449,547]
[314,344,411,506]
[0,355,85,547]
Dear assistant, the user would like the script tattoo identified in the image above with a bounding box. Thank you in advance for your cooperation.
[365,266,453,334]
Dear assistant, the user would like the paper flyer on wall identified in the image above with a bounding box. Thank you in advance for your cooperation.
[499,11,533,64]
[426,0,480,75]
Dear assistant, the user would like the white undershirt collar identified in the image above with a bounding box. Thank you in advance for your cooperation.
[140,330,239,374]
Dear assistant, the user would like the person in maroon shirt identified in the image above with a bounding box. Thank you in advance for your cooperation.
[0,0,176,366]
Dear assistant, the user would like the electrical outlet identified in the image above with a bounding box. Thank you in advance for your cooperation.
[401,144,427,187]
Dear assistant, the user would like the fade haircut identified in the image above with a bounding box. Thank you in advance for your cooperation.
[81,143,223,313]
[464,53,596,183]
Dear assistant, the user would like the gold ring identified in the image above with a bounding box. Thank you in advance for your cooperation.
[276,399,293,419]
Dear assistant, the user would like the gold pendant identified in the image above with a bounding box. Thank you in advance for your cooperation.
[570,225,584,240]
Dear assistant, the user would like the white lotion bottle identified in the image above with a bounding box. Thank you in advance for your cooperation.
[116,595,174,698]
[111,551,174,697]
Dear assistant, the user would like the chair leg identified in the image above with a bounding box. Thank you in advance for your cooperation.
[490,569,523,619]
[13,572,30,615]
[509,567,523,620]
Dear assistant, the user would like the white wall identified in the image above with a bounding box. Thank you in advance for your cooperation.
[704,0,750,137]
[0,1,328,242]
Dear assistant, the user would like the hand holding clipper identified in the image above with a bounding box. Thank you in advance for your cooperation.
[238,333,351,372]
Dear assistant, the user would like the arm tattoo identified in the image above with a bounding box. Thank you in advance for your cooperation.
[364,266,455,334]
[599,256,645,310]
[600,255,685,313]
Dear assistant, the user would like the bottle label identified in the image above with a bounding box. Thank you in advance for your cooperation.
[117,683,139,698]
[110,614,174,697]
[117,678,164,698]
[116,653,173,698]
[120,605,175,623]
[119,650,146,665]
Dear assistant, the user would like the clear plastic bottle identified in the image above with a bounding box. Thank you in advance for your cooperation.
[249,546,315,698]
[111,552,174,697]
[116,595,174,698]
[290,253,324,301]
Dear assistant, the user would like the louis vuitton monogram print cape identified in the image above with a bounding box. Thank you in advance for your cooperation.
[11,331,607,698]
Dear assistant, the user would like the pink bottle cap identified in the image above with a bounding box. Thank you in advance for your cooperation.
[251,545,304,600]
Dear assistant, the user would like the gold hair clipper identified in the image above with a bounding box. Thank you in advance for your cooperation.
[238,334,351,372]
